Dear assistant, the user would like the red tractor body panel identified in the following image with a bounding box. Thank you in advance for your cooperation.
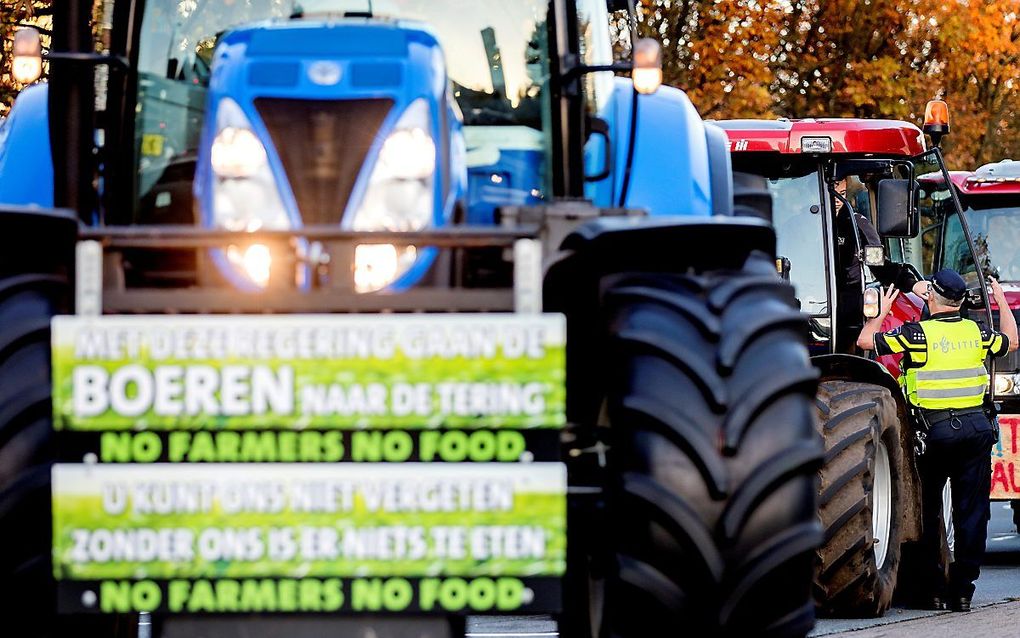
[956,159,1020,196]
[997,289,1020,312]
[875,292,925,380]
[717,118,926,156]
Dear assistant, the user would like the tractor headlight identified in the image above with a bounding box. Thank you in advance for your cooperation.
[226,243,273,288]
[350,98,435,292]
[802,136,833,153]
[863,287,881,318]
[377,128,436,181]
[208,99,291,289]
[354,244,417,294]
[210,98,290,234]
[11,28,43,84]
[212,127,267,179]
[994,373,1018,395]
[864,246,886,267]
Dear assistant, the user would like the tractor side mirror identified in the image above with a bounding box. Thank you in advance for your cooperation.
[877,178,917,237]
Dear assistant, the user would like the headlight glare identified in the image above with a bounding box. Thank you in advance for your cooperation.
[227,244,272,289]
[377,128,436,180]
[353,179,433,232]
[208,98,290,233]
[349,98,436,292]
[354,244,417,293]
[212,127,268,178]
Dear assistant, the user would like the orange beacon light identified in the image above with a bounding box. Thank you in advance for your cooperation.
[923,99,950,146]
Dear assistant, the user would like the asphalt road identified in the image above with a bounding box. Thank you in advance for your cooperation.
[466,503,1020,637]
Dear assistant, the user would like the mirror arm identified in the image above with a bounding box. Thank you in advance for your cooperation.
[46,51,129,70]
[558,58,628,92]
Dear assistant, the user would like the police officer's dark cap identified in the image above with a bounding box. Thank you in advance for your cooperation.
[929,268,967,301]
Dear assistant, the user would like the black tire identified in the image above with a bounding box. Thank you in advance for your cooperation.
[599,252,823,636]
[813,381,904,617]
[0,276,68,634]
[0,209,120,637]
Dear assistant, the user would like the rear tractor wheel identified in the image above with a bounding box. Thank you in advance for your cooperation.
[813,381,905,617]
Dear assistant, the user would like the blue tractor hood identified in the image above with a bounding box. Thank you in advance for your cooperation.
[195,18,465,290]
[0,83,54,208]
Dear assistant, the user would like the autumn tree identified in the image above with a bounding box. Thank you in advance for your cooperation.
[936,1,1020,166]
[0,0,51,117]
[635,0,782,118]
[632,0,1020,167]
[769,0,947,121]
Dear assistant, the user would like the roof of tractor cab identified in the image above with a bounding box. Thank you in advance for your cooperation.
[715,118,926,156]
[945,160,1020,196]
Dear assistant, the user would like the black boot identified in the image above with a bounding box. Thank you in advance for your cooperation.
[950,597,972,612]
[911,596,947,611]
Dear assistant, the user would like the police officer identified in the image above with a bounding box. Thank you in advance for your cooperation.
[858,269,1018,611]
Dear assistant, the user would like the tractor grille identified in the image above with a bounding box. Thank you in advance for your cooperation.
[255,98,393,225]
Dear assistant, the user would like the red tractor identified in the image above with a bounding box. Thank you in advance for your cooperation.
[936,160,1020,525]
[717,105,997,617]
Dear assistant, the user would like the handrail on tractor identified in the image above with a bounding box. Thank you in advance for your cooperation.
[74,224,546,316]
[79,224,543,249]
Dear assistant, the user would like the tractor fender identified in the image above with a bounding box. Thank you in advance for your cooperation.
[0,84,54,208]
[544,215,776,425]
[0,205,77,275]
[813,353,923,542]
[600,79,715,217]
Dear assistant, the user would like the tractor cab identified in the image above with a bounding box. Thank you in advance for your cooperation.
[938,158,1020,504]
[718,107,997,618]
[935,159,1020,316]
[125,0,610,292]
[717,116,993,365]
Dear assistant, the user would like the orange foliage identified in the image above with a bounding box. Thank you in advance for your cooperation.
[637,0,1020,167]
[0,0,51,117]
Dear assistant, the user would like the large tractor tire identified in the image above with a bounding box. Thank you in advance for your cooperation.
[598,252,823,637]
[0,208,70,632]
[0,210,71,635]
[0,209,120,637]
[813,381,904,617]
[0,272,68,622]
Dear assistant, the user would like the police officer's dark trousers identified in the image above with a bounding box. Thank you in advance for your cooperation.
[917,412,997,599]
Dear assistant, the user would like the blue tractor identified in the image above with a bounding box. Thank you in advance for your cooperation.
[0,1,821,636]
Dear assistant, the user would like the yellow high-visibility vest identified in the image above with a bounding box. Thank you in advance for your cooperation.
[904,318,988,409]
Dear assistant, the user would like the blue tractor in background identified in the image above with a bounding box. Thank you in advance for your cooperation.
[0,1,821,636]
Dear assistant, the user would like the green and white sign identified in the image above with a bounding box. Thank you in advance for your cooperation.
[52,463,566,581]
[51,314,566,430]
[50,313,568,614]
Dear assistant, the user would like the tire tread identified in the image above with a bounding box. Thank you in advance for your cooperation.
[602,256,823,636]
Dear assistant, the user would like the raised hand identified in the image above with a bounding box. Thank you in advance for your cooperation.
[989,277,1006,302]
[881,284,900,316]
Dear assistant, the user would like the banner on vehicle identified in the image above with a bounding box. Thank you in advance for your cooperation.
[50,314,569,615]
[51,314,566,430]
[992,414,1020,499]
